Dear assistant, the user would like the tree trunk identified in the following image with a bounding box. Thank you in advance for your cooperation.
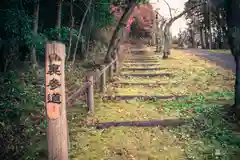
[152,11,156,46]
[204,26,209,48]
[234,56,240,113]
[162,1,206,59]
[217,26,222,49]
[215,12,222,49]
[203,3,209,49]
[72,0,92,65]
[189,27,196,48]
[208,26,212,49]
[207,2,212,49]
[226,0,240,119]
[31,2,39,70]
[163,24,170,59]
[104,1,137,63]
[56,0,62,40]
[156,20,166,53]
[67,0,74,61]
[221,25,228,49]
[200,27,205,49]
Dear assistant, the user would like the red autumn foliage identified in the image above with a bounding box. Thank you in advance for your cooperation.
[133,4,154,33]
[110,3,154,33]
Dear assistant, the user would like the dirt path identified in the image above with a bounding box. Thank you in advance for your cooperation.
[184,49,235,72]
[69,47,238,160]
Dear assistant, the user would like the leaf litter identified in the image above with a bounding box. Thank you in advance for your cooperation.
[69,49,238,160]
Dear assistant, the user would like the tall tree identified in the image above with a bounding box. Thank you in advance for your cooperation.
[104,0,137,63]
[31,0,39,70]
[225,0,240,119]
[72,0,92,65]
[56,0,62,40]
[156,18,166,53]
[67,0,74,61]
[162,1,206,59]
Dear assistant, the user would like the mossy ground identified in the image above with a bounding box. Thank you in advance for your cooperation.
[208,49,231,54]
[69,49,239,160]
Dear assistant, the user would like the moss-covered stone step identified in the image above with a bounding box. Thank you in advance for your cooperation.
[126,58,158,61]
[123,63,159,66]
[121,67,165,71]
[102,95,184,101]
[94,118,187,129]
[120,73,171,78]
[124,61,160,63]
[112,82,170,87]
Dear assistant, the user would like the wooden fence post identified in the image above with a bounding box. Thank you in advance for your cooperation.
[86,75,94,114]
[108,59,113,79]
[114,54,119,73]
[45,42,69,160]
[100,65,106,93]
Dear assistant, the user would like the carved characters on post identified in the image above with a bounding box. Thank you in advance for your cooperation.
[47,64,61,75]
[45,44,64,119]
[47,78,61,90]
[47,93,61,104]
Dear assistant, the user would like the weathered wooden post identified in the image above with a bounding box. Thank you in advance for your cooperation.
[100,65,106,93]
[108,59,113,80]
[45,42,69,160]
[20,72,25,86]
[86,75,94,114]
[114,54,119,73]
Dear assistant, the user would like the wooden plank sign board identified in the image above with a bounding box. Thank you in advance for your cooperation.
[45,42,69,160]
[45,43,65,119]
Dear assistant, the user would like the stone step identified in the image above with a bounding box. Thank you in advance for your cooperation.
[120,73,171,78]
[126,58,158,61]
[94,118,187,129]
[121,67,164,71]
[123,63,159,66]
[128,56,159,58]
[103,95,184,101]
[113,82,170,87]
[124,61,159,63]
[124,60,159,63]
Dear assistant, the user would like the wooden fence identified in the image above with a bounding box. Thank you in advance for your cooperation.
[45,42,123,160]
[66,53,120,114]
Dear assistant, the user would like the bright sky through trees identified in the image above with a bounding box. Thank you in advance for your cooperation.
[150,0,188,36]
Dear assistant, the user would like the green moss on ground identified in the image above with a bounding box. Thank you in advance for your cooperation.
[69,49,238,160]
[208,49,231,54]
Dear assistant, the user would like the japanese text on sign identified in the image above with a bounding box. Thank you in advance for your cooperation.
[46,51,63,119]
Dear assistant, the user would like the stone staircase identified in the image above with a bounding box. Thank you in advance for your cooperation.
[103,49,183,101]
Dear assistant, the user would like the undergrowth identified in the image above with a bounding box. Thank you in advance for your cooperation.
[69,49,238,159]
[0,60,96,160]
[0,71,45,160]
[162,91,240,160]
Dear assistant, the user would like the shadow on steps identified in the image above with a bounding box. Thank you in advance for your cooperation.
[120,73,171,78]
[121,67,167,71]
[94,118,188,129]
[102,95,185,101]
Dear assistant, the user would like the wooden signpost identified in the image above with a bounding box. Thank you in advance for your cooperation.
[45,42,69,160]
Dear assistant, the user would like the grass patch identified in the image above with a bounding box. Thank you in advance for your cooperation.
[121,69,170,75]
[107,84,187,96]
[116,75,172,83]
[122,64,162,68]
[69,49,236,159]
[119,49,234,94]
[208,49,231,54]
[70,98,185,159]
[163,91,240,160]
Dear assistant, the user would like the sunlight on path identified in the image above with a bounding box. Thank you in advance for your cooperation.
[69,48,234,160]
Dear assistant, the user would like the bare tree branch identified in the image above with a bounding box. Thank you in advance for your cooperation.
[72,0,93,65]
[162,0,173,19]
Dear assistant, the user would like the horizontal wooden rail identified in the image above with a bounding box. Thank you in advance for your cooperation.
[66,53,121,114]
[66,81,91,104]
